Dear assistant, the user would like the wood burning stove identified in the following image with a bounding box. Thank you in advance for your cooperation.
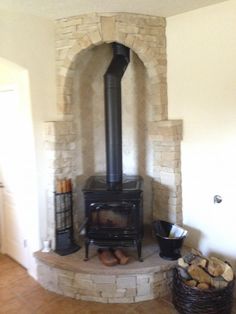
[83,175,143,261]
[83,42,144,261]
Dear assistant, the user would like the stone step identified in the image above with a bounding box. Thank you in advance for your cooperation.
[34,238,178,303]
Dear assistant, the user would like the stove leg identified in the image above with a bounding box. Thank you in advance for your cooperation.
[136,239,143,262]
[84,238,90,261]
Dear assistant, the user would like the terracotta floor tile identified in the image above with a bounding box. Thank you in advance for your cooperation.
[36,297,88,314]
[127,299,178,314]
[0,254,15,264]
[20,286,60,311]
[74,302,132,314]
[0,286,16,303]
[0,298,33,314]
[9,276,40,296]
[0,275,28,289]
[0,265,27,288]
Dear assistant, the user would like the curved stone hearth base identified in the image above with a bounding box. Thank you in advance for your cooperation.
[34,236,178,303]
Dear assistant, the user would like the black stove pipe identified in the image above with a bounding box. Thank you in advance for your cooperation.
[104,43,130,185]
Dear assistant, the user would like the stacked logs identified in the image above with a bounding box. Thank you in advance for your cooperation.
[56,178,72,193]
[177,249,234,290]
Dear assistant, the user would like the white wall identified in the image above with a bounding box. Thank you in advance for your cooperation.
[0,10,57,276]
[167,0,236,267]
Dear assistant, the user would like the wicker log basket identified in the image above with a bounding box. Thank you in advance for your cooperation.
[173,267,235,314]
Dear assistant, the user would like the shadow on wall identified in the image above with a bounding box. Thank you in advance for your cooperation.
[182,225,203,250]
[152,180,181,223]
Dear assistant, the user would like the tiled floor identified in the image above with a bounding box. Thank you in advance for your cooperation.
[0,254,235,314]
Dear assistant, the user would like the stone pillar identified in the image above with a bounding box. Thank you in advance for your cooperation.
[44,121,76,248]
[149,120,183,224]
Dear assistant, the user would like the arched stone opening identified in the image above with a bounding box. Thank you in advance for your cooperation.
[69,43,154,227]
[44,13,182,249]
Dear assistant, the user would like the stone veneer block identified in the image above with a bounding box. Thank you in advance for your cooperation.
[74,279,95,290]
[101,289,126,298]
[137,283,151,296]
[116,276,137,289]
[148,120,183,142]
[108,297,134,304]
[101,16,116,42]
[88,30,102,45]
[80,296,108,303]
[92,275,116,284]
[137,274,152,284]
[135,294,155,302]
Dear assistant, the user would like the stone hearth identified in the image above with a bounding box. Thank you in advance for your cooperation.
[35,232,177,303]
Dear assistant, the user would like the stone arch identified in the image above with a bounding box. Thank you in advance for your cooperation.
[56,13,167,121]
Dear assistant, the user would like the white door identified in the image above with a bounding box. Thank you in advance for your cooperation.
[0,87,29,268]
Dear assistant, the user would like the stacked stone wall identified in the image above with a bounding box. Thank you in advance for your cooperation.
[149,120,183,223]
[37,260,174,303]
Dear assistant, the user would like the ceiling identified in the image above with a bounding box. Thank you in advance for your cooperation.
[0,0,229,19]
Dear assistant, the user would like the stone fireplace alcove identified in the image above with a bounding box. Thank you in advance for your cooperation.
[72,43,152,226]
[38,12,183,303]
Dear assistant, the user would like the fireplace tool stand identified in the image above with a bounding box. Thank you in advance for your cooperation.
[54,179,80,256]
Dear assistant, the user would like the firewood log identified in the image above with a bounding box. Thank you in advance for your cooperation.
[113,249,129,265]
[98,249,118,266]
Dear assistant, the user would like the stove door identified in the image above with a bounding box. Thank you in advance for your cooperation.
[88,201,136,232]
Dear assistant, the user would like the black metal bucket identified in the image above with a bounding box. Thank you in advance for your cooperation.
[153,220,187,260]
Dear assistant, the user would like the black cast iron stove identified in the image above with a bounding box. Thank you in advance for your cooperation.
[83,42,144,261]
[83,175,143,261]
